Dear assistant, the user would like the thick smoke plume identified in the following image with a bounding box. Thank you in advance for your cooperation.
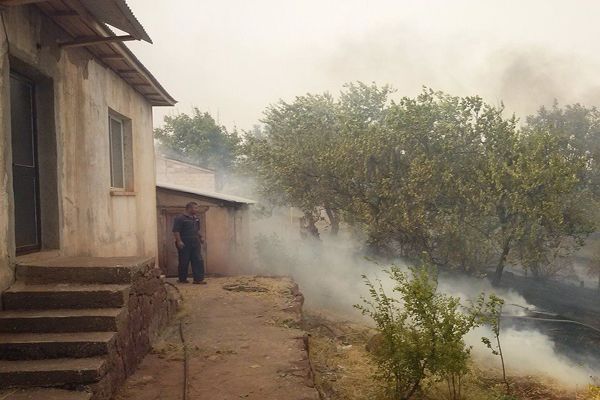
[245,208,599,387]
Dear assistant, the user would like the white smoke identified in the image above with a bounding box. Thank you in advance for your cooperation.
[244,208,599,387]
[467,326,595,386]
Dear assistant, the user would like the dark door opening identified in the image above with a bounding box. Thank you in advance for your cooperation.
[10,73,41,255]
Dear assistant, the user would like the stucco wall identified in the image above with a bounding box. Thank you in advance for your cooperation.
[0,6,159,291]
[155,156,216,192]
[0,13,14,293]
[156,188,251,276]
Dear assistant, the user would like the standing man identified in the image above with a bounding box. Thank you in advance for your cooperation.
[172,201,206,284]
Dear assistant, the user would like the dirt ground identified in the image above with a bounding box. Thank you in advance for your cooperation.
[112,276,600,400]
[113,276,319,400]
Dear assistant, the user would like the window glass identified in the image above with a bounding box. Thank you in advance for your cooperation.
[10,77,35,166]
[109,116,125,188]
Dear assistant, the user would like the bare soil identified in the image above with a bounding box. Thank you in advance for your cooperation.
[113,276,318,400]
[112,276,599,400]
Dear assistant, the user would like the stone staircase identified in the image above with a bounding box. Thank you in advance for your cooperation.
[0,256,174,400]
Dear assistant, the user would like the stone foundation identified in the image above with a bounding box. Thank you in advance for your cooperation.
[91,260,178,400]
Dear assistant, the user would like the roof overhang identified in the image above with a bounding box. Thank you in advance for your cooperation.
[80,0,152,43]
[0,0,176,106]
[157,182,256,206]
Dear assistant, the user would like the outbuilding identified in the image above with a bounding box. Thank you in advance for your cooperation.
[156,182,254,277]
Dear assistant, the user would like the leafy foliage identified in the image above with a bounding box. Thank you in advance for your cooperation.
[154,108,240,187]
[243,83,596,282]
[355,264,480,400]
[478,295,510,394]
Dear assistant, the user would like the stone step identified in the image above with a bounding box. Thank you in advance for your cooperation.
[2,283,130,310]
[0,388,92,400]
[16,256,154,284]
[0,308,125,333]
[0,357,107,388]
[0,332,116,360]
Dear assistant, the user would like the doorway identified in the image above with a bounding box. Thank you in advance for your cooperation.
[10,72,40,255]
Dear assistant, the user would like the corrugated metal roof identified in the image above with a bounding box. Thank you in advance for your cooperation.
[23,0,176,106]
[157,182,256,205]
[80,0,152,43]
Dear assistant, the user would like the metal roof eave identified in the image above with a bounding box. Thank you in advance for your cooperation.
[80,0,152,43]
[30,0,176,106]
[0,0,176,105]
[156,183,256,205]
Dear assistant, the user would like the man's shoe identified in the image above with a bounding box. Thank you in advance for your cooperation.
[193,280,207,285]
[178,279,189,284]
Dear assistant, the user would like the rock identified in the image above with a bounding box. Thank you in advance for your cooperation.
[222,283,268,293]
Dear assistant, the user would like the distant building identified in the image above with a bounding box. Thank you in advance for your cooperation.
[155,154,217,192]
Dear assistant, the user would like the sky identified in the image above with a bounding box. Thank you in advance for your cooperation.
[126,0,600,131]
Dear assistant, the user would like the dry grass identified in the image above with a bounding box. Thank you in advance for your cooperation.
[578,385,600,400]
[305,310,381,400]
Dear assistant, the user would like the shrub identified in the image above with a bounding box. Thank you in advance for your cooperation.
[356,264,480,400]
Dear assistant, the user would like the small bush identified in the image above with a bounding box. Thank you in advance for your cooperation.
[355,263,480,400]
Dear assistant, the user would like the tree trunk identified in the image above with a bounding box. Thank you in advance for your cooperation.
[304,213,320,239]
[497,330,510,394]
[493,237,511,285]
[403,378,421,400]
[324,208,339,235]
[530,263,541,279]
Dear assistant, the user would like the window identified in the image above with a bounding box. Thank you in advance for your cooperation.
[108,111,133,191]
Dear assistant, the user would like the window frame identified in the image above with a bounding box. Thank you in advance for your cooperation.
[108,109,134,194]
[108,114,126,190]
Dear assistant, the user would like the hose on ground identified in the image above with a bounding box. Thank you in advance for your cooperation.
[165,280,189,400]
[502,315,600,335]
[505,303,600,334]
[179,320,189,400]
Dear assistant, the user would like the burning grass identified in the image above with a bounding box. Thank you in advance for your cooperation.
[304,308,600,400]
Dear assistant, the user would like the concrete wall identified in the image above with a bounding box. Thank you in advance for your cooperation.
[155,155,216,192]
[0,6,159,291]
[156,188,251,276]
[0,11,14,294]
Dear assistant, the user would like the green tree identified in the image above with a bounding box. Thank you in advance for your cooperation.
[484,127,592,283]
[243,92,342,235]
[333,89,593,282]
[245,85,595,282]
[154,108,240,188]
[525,101,600,196]
[519,102,600,279]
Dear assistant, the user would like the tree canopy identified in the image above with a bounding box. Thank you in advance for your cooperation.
[243,83,596,282]
[154,108,240,187]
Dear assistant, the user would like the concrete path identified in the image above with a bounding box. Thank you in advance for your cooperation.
[113,276,319,400]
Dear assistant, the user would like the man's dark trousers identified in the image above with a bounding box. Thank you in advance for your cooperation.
[178,238,204,282]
